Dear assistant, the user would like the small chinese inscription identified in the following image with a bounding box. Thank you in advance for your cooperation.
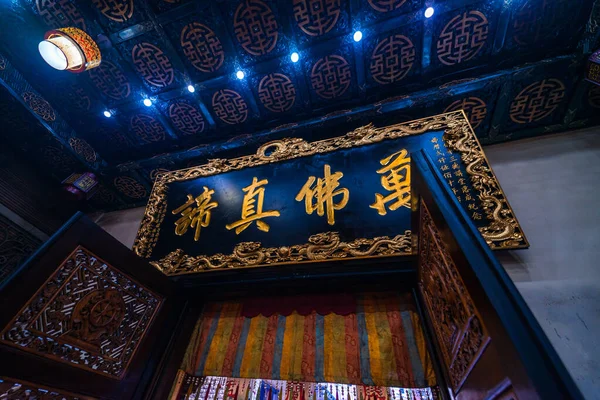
[295,164,349,225]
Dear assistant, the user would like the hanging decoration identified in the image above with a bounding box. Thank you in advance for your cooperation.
[169,374,438,400]
[585,49,600,86]
[38,27,101,73]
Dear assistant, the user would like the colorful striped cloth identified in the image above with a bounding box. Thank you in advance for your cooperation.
[182,293,435,388]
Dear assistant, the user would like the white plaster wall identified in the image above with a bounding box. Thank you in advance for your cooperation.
[91,128,600,398]
[484,128,600,399]
[91,206,145,249]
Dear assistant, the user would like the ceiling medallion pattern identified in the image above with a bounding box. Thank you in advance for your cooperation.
[131,42,175,88]
[513,0,568,46]
[370,34,416,85]
[92,0,134,23]
[233,0,279,56]
[21,92,55,122]
[169,102,205,135]
[367,0,407,13]
[293,0,341,37]
[589,85,600,109]
[93,185,117,204]
[88,60,131,101]
[130,114,167,143]
[0,246,161,378]
[66,85,92,111]
[258,73,296,113]
[311,55,351,99]
[437,11,489,66]
[69,137,97,163]
[180,22,225,73]
[509,79,565,124]
[212,89,249,124]
[36,0,86,30]
[114,176,147,198]
[444,97,487,129]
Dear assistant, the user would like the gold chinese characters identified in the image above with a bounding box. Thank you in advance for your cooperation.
[370,149,411,215]
[226,177,280,234]
[170,149,478,240]
[172,186,218,241]
[295,164,349,226]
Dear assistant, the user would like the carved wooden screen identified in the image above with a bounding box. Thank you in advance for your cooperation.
[0,214,184,400]
[410,151,583,400]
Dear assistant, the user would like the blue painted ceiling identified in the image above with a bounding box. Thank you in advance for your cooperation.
[0,0,599,211]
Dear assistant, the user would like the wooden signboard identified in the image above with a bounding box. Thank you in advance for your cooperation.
[134,111,527,275]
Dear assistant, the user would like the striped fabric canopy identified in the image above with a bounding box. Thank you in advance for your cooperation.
[182,293,435,388]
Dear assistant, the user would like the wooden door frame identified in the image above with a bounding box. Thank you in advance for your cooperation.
[410,150,583,399]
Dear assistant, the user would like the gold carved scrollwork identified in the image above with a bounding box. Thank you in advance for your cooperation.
[151,231,412,276]
[133,111,527,274]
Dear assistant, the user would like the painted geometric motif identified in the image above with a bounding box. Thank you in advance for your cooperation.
[69,137,97,163]
[131,43,175,88]
[258,73,296,113]
[22,92,55,122]
[169,102,205,135]
[212,89,249,124]
[370,34,416,84]
[88,60,131,101]
[114,176,147,199]
[180,22,225,73]
[92,0,134,22]
[444,97,487,129]
[233,0,278,56]
[0,246,162,378]
[36,0,86,30]
[509,79,565,124]
[293,0,341,36]
[311,55,351,99]
[130,114,167,143]
[437,11,489,66]
[367,0,407,12]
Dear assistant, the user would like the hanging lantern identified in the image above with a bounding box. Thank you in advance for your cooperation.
[585,49,600,87]
[38,27,101,73]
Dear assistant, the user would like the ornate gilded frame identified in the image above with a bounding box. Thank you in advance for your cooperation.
[134,111,528,275]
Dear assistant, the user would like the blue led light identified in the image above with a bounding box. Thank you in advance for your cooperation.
[353,31,363,42]
[103,110,112,118]
[143,98,152,107]
[424,7,434,18]
[291,52,299,63]
[187,84,195,93]
[236,70,245,80]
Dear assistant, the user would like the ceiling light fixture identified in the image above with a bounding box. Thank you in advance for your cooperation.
[38,27,101,73]
[353,31,363,42]
[143,98,152,107]
[236,70,245,80]
[290,52,299,63]
[424,7,435,18]
[103,110,112,118]
[187,84,195,93]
